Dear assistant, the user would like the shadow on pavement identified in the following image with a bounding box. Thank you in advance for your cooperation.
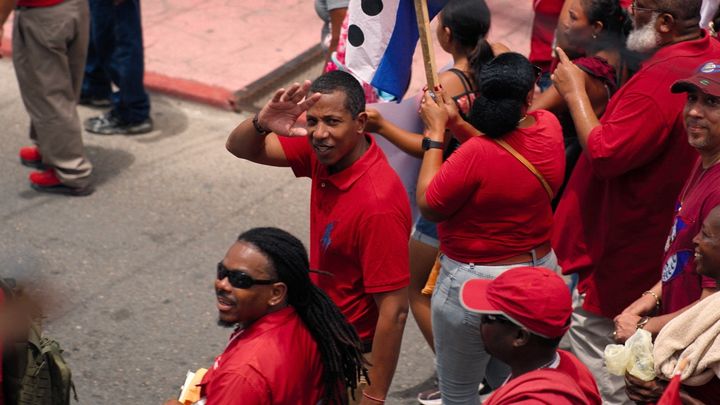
[133,97,190,144]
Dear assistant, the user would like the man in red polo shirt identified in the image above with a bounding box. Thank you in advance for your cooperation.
[460,266,601,405]
[551,0,720,403]
[226,71,411,404]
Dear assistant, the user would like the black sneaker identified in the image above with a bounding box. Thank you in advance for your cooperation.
[84,112,154,135]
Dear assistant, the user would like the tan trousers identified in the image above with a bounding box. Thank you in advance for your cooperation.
[567,291,633,405]
[12,0,92,188]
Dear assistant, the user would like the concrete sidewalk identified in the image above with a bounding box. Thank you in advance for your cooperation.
[1,0,531,110]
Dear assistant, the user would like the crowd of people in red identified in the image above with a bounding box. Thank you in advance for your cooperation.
[3,0,720,404]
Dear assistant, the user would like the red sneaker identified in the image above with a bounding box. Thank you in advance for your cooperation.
[19,146,44,168]
[29,169,94,196]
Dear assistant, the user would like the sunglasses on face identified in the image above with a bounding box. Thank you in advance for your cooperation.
[532,65,543,79]
[481,314,515,325]
[216,262,278,289]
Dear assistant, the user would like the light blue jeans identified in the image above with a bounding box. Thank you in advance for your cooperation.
[431,250,559,405]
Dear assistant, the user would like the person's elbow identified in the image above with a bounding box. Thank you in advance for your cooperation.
[417,194,447,222]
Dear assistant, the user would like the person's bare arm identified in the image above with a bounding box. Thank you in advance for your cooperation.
[614,287,717,343]
[366,71,475,157]
[327,7,347,58]
[226,81,320,166]
[416,90,451,222]
[362,287,409,403]
[0,0,15,52]
[366,108,424,158]
[551,48,601,149]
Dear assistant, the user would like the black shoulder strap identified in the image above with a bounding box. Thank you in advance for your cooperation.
[447,68,475,93]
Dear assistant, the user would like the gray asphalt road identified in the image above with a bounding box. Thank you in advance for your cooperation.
[0,60,435,404]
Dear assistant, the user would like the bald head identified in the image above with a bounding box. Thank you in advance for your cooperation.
[654,0,701,23]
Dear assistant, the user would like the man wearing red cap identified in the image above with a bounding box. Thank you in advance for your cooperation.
[614,60,720,344]
[551,1,720,402]
[460,267,601,404]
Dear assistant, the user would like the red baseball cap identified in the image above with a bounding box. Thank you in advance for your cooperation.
[671,60,720,97]
[460,266,572,338]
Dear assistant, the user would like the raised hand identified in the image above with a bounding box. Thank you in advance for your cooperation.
[257,81,322,137]
[420,88,450,137]
[365,108,384,134]
[552,47,587,99]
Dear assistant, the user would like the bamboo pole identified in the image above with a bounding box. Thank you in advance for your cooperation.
[413,0,439,92]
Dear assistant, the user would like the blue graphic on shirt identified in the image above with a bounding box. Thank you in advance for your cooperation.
[664,207,686,251]
[322,222,335,251]
[662,250,692,283]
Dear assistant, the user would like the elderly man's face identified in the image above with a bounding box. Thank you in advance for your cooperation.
[627,1,662,52]
[684,88,720,154]
[693,207,720,280]
[215,242,278,328]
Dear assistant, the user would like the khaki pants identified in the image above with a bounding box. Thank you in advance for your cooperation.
[567,290,633,405]
[13,0,93,187]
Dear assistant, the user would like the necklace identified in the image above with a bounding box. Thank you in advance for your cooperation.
[518,115,528,124]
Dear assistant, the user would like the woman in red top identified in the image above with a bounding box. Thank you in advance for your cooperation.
[416,52,566,405]
[363,2,507,379]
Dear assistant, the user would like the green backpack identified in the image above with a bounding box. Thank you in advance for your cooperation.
[1,278,77,405]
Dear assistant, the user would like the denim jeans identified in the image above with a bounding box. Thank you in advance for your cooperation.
[431,251,559,405]
[411,216,439,248]
[82,0,150,123]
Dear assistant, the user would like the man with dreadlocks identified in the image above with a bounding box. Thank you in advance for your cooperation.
[227,70,411,404]
[165,227,368,404]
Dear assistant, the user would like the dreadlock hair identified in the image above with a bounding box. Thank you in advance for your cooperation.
[439,0,494,83]
[469,52,536,139]
[237,227,368,404]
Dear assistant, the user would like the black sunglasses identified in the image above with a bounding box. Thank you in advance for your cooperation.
[217,262,278,289]
[532,64,543,79]
[481,314,515,325]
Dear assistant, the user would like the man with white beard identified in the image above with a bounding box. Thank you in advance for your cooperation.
[550,1,720,404]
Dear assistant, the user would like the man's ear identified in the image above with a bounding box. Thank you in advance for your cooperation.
[656,12,675,34]
[268,282,287,307]
[512,328,532,348]
[356,111,368,134]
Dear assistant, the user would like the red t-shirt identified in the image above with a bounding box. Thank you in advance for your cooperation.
[279,135,411,342]
[200,307,325,404]
[16,0,64,7]
[426,110,565,263]
[552,33,720,318]
[661,159,720,314]
[484,350,601,405]
[529,0,565,72]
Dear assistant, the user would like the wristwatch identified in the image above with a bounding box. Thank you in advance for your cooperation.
[422,137,444,151]
[636,316,650,330]
[252,113,271,135]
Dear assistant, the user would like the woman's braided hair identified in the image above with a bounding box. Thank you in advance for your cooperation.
[237,227,368,404]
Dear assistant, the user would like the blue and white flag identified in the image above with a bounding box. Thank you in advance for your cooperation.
[345,0,447,100]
